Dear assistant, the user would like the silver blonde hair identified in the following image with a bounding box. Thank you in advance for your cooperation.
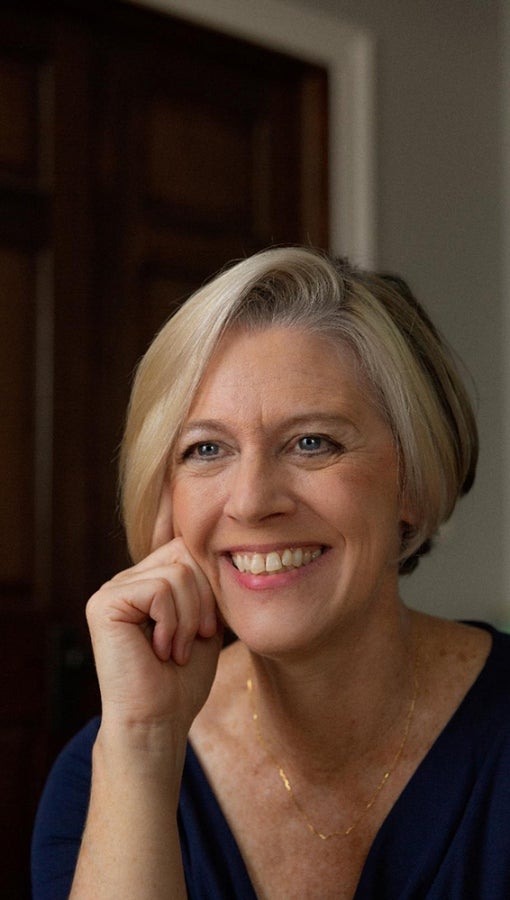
[120,246,478,573]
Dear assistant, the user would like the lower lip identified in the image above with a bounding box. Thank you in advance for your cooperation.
[220,552,326,592]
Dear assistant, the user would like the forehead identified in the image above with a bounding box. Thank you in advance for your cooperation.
[185,326,376,424]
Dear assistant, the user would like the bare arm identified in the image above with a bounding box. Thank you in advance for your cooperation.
[70,539,222,899]
[71,726,188,898]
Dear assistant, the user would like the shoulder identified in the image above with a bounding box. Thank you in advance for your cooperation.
[416,614,494,686]
[34,716,100,831]
[36,716,100,819]
[418,616,510,739]
[437,618,510,700]
[461,623,510,736]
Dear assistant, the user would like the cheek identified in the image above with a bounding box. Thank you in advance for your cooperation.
[171,483,196,540]
[330,471,401,533]
[171,479,218,550]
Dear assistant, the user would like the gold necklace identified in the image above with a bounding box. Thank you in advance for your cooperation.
[246,656,419,841]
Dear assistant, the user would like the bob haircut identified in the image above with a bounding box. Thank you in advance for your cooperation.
[120,246,478,574]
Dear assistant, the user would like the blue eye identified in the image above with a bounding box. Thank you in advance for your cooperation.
[195,442,220,457]
[295,435,343,458]
[298,435,325,452]
[181,441,221,461]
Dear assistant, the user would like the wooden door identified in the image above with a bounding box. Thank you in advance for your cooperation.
[0,2,328,895]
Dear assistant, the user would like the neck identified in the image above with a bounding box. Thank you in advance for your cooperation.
[246,603,418,777]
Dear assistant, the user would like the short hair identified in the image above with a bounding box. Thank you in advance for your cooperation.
[120,246,478,574]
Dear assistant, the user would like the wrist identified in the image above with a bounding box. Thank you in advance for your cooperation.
[94,718,188,802]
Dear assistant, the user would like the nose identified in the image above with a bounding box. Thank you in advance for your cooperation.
[223,452,296,524]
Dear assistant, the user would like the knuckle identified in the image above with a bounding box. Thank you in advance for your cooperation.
[169,536,186,554]
[169,560,194,588]
[153,575,172,591]
[85,591,104,624]
[110,566,135,583]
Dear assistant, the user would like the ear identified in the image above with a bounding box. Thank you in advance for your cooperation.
[151,480,174,550]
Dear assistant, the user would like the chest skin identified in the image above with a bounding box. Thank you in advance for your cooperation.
[189,620,492,900]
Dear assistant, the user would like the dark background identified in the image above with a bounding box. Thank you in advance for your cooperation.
[0,1,328,894]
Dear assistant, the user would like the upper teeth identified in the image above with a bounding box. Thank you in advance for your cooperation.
[231,547,322,575]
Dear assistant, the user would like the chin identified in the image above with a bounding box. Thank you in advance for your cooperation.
[220,608,325,662]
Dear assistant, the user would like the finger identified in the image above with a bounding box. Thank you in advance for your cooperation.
[93,567,208,667]
[111,562,216,641]
[125,539,210,597]
[116,538,190,577]
[88,577,178,656]
[161,538,218,639]
[114,540,218,639]
[151,563,201,665]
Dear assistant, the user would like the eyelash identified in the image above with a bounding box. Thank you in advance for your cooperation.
[180,434,343,463]
[295,435,342,456]
[181,441,222,461]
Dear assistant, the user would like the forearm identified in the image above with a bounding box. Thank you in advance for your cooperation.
[70,726,188,899]
[70,538,221,898]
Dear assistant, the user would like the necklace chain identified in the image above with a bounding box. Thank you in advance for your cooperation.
[246,655,419,841]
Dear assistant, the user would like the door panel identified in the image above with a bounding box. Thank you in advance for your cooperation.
[0,3,328,895]
[1,248,36,584]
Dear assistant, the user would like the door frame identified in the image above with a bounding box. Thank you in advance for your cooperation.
[126,0,376,266]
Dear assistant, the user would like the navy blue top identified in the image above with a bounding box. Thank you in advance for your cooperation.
[32,623,510,898]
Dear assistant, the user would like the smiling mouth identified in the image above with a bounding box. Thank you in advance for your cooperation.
[230,546,324,575]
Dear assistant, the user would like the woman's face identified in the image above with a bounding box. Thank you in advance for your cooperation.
[169,326,412,658]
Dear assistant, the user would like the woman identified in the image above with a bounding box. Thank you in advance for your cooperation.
[32,247,510,899]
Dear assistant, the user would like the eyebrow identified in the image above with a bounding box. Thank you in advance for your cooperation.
[179,419,232,436]
[179,413,360,437]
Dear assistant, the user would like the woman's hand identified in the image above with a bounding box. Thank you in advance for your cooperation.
[86,537,222,741]
[71,538,217,898]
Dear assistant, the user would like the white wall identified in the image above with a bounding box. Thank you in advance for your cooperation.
[310,0,504,626]
[311,0,504,626]
[128,0,507,627]
[502,0,510,631]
